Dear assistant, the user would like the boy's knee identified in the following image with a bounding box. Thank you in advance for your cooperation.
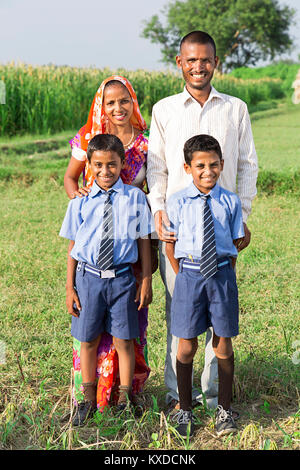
[213,335,233,359]
[81,335,101,352]
[177,338,198,363]
[113,337,133,352]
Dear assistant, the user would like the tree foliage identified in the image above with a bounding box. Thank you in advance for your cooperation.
[141,0,295,71]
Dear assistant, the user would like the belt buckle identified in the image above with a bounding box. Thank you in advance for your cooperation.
[100,269,116,278]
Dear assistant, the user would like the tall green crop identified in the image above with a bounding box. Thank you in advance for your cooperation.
[0,62,287,136]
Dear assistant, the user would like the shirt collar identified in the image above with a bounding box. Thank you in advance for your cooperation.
[186,182,221,200]
[89,177,124,198]
[181,85,225,106]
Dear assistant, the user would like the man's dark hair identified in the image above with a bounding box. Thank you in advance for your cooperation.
[87,134,125,162]
[184,134,223,165]
[180,31,216,56]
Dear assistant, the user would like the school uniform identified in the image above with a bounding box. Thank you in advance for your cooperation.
[60,177,154,342]
[167,182,245,340]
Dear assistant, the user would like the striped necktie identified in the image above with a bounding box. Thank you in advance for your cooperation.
[200,194,217,279]
[97,190,114,270]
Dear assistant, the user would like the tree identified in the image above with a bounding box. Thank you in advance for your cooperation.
[141,0,295,71]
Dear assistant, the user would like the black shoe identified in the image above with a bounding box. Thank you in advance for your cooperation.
[173,409,195,438]
[72,401,96,427]
[215,405,237,436]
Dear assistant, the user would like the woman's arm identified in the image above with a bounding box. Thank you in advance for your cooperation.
[64,157,87,199]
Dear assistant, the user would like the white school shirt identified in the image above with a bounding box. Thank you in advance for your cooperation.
[146,86,258,222]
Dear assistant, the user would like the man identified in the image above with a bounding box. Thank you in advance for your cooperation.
[146,31,258,412]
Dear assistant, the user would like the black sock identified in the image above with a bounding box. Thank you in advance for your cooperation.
[176,358,193,411]
[217,352,234,411]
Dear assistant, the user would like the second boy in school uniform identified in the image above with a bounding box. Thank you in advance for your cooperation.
[166,134,245,437]
[60,134,153,426]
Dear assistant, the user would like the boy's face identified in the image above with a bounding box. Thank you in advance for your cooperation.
[184,151,224,194]
[90,150,124,191]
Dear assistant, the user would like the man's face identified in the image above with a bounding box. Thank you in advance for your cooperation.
[176,42,218,94]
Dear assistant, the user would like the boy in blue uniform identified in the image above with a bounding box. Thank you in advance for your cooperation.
[166,134,245,437]
[60,134,153,426]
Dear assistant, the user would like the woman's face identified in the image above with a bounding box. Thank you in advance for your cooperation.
[103,83,133,128]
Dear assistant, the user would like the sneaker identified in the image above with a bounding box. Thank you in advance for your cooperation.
[173,409,195,438]
[72,400,96,427]
[215,405,237,436]
[166,398,200,418]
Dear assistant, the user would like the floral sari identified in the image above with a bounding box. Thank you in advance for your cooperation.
[69,76,150,411]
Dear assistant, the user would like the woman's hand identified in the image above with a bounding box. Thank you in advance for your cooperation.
[72,186,91,198]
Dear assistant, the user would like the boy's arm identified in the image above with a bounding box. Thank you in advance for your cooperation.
[136,237,152,311]
[66,240,81,318]
[165,241,179,274]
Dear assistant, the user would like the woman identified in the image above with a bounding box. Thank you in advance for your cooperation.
[64,75,151,411]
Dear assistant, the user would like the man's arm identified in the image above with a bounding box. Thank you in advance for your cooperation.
[146,104,176,242]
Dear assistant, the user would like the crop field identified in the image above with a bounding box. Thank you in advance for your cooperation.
[0,65,299,451]
[0,62,289,136]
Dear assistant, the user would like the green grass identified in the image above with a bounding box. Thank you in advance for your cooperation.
[0,105,299,450]
[252,102,300,172]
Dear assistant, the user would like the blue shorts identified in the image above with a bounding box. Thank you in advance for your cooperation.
[71,262,139,342]
[171,260,239,339]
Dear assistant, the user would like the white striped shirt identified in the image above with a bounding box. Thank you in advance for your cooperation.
[146,86,258,222]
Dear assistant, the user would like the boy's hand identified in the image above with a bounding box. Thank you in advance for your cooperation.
[234,223,251,251]
[135,277,152,311]
[66,286,81,318]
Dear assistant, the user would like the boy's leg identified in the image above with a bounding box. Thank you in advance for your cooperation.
[212,334,234,410]
[81,334,102,385]
[72,334,101,426]
[113,337,135,405]
[159,242,203,407]
[212,333,237,435]
[176,338,198,411]
[175,337,198,437]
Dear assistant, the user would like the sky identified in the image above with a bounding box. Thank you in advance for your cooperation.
[0,0,299,71]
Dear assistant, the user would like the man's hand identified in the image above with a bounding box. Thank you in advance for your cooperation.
[235,223,251,251]
[66,286,81,318]
[154,210,177,242]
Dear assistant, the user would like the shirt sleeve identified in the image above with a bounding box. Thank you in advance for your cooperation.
[71,147,87,162]
[59,198,83,241]
[134,191,155,239]
[237,103,259,222]
[146,103,168,216]
[230,195,245,241]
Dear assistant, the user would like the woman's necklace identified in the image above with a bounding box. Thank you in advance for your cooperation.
[123,126,134,148]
